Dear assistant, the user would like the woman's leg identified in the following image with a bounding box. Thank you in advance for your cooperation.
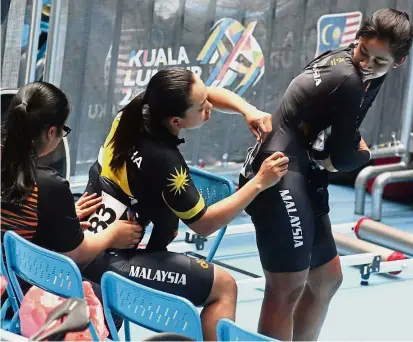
[82,250,237,341]
[246,150,315,340]
[259,269,308,340]
[292,256,342,341]
[200,265,238,341]
[293,215,343,341]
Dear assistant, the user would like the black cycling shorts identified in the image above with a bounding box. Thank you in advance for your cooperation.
[81,250,214,307]
[240,124,337,273]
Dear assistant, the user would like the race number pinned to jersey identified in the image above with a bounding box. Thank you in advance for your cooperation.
[312,126,331,152]
[87,191,127,233]
[240,139,262,180]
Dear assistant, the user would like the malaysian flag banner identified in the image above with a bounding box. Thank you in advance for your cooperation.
[316,11,363,57]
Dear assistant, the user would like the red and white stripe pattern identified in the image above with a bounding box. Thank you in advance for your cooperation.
[340,12,362,46]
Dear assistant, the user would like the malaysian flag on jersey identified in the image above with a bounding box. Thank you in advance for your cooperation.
[316,11,363,57]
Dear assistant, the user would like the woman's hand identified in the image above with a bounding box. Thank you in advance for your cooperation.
[254,152,289,190]
[243,108,273,143]
[205,86,273,142]
[358,137,370,152]
[107,220,144,249]
[75,192,103,229]
[315,156,338,173]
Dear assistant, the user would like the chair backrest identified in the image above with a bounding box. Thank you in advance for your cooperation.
[189,166,236,206]
[216,318,275,341]
[3,231,84,302]
[0,244,20,333]
[4,231,99,341]
[189,166,236,262]
[0,245,19,313]
[101,271,203,341]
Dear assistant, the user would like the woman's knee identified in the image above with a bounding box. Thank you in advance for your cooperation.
[308,256,343,299]
[306,273,342,302]
[205,266,237,305]
[330,268,343,293]
[265,281,306,305]
[263,269,308,305]
[322,268,343,298]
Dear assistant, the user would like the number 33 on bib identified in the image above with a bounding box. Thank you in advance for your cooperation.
[87,191,128,233]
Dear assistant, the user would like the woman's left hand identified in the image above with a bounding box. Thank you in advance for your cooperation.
[243,109,273,142]
[75,192,103,228]
[315,156,338,173]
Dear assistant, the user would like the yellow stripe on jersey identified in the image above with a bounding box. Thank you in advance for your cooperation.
[162,191,206,220]
[100,112,133,197]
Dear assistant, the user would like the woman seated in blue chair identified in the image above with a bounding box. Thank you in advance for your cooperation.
[83,67,289,340]
[0,81,143,333]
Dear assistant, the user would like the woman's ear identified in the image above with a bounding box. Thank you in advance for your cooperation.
[46,126,57,141]
[167,116,181,129]
[394,56,407,68]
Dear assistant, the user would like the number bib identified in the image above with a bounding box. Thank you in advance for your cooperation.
[240,140,262,180]
[88,191,127,233]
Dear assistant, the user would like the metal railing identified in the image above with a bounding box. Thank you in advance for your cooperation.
[354,47,413,219]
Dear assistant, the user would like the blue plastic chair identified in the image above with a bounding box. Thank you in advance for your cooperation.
[3,231,99,341]
[0,245,20,332]
[101,271,203,341]
[217,318,275,341]
[189,166,236,262]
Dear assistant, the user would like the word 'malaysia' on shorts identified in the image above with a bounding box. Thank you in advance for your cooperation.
[129,266,187,285]
[279,189,304,248]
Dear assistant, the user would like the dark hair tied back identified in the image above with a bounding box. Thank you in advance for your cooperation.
[109,67,195,169]
[1,82,70,203]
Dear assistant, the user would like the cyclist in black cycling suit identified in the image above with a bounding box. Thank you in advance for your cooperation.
[239,8,412,341]
[83,67,289,341]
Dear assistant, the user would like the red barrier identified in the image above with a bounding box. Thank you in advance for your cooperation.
[366,156,413,202]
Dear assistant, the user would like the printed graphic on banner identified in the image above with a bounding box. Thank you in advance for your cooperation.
[196,18,265,96]
[316,11,362,57]
[104,18,265,109]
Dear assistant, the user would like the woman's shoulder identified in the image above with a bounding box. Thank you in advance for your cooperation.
[36,165,70,191]
[294,47,361,93]
[127,136,187,177]
[138,134,184,160]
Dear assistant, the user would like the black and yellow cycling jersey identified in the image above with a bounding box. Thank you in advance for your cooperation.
[85,113,207,251]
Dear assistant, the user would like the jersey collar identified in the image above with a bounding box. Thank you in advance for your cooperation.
[145,124,185,146]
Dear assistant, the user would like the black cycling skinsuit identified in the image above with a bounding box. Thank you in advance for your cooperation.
[83,113,213,306]
[240,44,385,273]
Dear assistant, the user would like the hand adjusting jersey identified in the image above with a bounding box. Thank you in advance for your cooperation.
[262,44,385,172]
[86,113,207,251]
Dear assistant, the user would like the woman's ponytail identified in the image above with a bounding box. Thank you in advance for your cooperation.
[110,91,146,169]
[1,102,37,203]
[1,81,70,204]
